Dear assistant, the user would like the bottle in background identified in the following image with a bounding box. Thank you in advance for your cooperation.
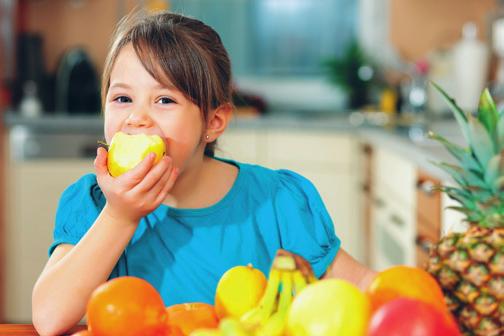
[452,22,490,113]
[19,81,42,118]
[490,16,504,110]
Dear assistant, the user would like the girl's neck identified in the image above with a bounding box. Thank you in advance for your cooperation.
[162,156,238,209]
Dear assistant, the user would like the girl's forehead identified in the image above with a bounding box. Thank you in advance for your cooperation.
[111,44,175,89]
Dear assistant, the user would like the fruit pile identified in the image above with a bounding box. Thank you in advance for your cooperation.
[73,249,462,336]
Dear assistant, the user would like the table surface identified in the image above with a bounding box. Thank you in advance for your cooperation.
[0,324,86,335]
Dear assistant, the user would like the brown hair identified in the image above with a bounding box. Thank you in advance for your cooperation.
[101,10,233,156]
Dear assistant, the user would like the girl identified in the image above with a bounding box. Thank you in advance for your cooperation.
[32,11,375,335]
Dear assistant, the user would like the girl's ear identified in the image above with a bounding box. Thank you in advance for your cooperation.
[205,103,233,142]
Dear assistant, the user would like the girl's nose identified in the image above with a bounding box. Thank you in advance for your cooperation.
[125,110,154,128]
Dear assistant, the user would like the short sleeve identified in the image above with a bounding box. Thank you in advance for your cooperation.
[274,170,341,278]
[48,173,105,256]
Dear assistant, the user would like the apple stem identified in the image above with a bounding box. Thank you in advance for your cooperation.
[97,140,109,148]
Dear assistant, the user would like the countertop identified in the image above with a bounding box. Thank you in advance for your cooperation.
[3,112,463,181]
[0,324,86,335]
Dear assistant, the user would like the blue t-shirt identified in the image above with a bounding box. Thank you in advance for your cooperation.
[49,159,340,306]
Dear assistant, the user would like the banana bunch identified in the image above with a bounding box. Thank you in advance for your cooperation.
[240,249,317,336]
[191,250,316,336]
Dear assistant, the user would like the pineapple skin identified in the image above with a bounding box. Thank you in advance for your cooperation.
[427,226,504,336]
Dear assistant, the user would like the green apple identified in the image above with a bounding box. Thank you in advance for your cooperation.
[107,132,166,177]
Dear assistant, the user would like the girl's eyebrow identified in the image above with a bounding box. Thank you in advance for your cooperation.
[109,82,131,90]
[153,82,176,91]
[109,82,176,91]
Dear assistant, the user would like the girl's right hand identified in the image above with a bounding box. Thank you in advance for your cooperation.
[94,146,179,224]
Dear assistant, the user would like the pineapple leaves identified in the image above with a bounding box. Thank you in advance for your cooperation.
[431,85,504,229]
[432,162,488,190]
[468,113,496,167]
[485,154,504,192]
[496,176,504,191]
[432,162,466,186]
[444,206,472,215]
[498,115,504,150]
[428,131,481,171]
[431,82,470,144]
[441,186,477,211]
[477,88,499,142]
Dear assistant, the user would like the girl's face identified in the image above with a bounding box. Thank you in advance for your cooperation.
[104,43,206,171]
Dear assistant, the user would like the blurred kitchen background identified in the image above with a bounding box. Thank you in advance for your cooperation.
[0,0,502,323]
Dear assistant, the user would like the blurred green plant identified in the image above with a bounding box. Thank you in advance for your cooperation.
[322,41,374,109]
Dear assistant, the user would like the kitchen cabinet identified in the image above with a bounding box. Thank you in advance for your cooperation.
[3,158,92,323]
[360,144,373,266]
[370,146,417,271]
[369,149,464,271]
[217,128,365,263]
[415,170,442,268]
[0,128,5,322]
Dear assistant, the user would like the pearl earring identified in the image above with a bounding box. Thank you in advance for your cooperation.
[205,135,210,141]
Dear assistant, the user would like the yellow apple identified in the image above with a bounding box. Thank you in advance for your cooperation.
[107,132,165,177]
[286,279,370,336]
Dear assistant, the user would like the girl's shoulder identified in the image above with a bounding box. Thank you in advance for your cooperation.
[59,173,104,209]
[235,161,321,205]
[70,173,98,187]
[50,174,104,255]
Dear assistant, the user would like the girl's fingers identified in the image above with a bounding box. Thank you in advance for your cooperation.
[147,164,169,195]
[154,167,179,205]
[133,156,172,193]
[148,160,175,195]
[94,147,112,184]
[119,153,156,188]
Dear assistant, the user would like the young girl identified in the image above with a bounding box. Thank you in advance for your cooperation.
[32,11,375,335]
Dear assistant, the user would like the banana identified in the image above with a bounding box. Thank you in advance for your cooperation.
[276,271,294,313]
[292,269,308,295]
[255,271,293,336]
[307,273,318,284]
[219,318,249,336]
[240,268,281,330]
[272,255,296,271]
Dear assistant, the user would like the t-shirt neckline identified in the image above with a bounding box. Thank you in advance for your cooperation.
[153,157,244,218]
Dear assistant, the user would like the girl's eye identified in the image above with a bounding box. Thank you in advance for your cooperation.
[157,97,175,105]
[114,96,132,103]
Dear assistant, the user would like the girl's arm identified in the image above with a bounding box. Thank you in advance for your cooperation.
[323,248,377,291]
[32,207,137,336]
[32,148,178,336]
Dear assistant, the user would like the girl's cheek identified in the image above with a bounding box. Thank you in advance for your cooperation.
[103,118,118,144]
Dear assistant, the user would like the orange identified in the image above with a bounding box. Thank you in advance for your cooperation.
[366,266,447,313]
[87,276,167,336]
[164,325,184,336]
[70,330,93,336]
[214,264,267,319]
[165,302,219,335]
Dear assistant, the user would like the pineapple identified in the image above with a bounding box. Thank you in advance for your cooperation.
[426,83,504,336]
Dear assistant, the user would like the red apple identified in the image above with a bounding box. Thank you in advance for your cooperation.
[368,298,460,336]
